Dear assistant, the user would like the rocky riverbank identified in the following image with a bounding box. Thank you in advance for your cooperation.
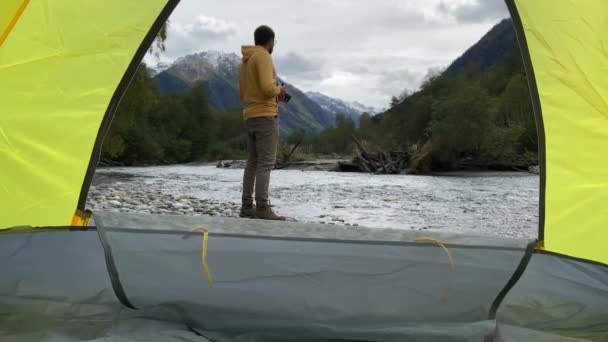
[215,159,345,172]
[215,159,541,175]
[86,181,241,217]
[87,171,360,226]
[89,165,538,237]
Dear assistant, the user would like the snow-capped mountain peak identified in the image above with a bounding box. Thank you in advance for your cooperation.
[147,61,171,77]
[173,51,240,70]
[347,101,378,115]
[306,91,377,125]
[165,50,241,84]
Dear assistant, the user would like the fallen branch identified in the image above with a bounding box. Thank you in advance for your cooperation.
[275,136,304,169]
[342,135,410,174]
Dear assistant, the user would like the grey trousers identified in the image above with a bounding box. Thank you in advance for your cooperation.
[242,116,279,207]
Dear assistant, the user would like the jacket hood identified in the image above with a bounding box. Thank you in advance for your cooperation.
[241,45,267,63]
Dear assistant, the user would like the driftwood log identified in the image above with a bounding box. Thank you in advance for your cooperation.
[337,135,410,174]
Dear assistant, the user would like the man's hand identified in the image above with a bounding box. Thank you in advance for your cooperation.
[278,84,288,102]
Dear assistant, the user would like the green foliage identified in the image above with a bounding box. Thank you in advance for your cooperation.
[307,114,357,155]
[390,96,400,108]
[104,135,126,159]
[208,109,247,160]
[480,124,525,162]
[286,129,306,145]
[363,45,537,171]
[102,64,246,165]
[103,65,160,160]
[429,81,494,165]
[287,46,537,171]
[149,21,170,58]
[358,113,379,143]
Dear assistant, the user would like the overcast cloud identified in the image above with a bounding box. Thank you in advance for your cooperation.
[147,0,509,109]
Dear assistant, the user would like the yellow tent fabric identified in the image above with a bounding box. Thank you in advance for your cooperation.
[514,0,608,265]
[0,0,29,47]
[0,0,170,229]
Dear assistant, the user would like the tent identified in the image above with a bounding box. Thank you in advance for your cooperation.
[1,0,607,341]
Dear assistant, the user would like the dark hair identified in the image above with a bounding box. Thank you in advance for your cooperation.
[254,25,275,46]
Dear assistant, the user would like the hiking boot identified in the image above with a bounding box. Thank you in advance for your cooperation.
[240,205,256,218]
[255,206,286,221]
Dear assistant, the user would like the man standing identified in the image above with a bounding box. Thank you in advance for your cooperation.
[239,25,287,220]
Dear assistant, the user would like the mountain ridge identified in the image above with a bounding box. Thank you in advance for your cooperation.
[306,91,378,126]
[445,18,516,75]
[151,50,369,135]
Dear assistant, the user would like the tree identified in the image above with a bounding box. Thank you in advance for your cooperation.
[334,114,356,153]
[429,81,494,166]
[497,74,532,127]
[149,21,170,58]
[390,96,400,108]
[102,65,160,160]
[181,83,214,160]
[358,113,377,142]
[496,74,537,152]
[210,109,247,160]
[398,89,411,102]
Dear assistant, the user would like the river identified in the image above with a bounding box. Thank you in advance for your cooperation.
[91,165,539,238]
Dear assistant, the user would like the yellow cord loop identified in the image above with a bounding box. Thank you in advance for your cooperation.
[192,226,213,288]
[415,237,455,271]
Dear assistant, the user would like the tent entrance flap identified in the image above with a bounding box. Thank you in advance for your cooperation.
[510,0,608,265]
[0,0,174,229]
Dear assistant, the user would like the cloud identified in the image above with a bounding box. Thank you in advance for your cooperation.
[277,52,444,109]
[377,69,423,97]
[304,67,423,110]
[437,0,508,23]
[274,52,323,77]
[161,15,238,58]
[150,0,510,108]
[174,15,237,39]
[320,71,363,88]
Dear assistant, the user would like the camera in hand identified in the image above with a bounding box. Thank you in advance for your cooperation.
[280,82,292,103]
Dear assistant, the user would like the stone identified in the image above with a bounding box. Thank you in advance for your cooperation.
[108,200,121,207]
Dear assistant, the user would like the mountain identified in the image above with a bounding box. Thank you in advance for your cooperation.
[372,17,537,171]
[152,51,335,135]
[348,101,379,116]
[146,62,170,77]
[154,51,242,112]
[376,18,517,122]
[306,91,378,126]
[445,19,517,75]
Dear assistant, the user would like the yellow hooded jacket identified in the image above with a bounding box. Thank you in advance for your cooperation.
[239,45,281,119]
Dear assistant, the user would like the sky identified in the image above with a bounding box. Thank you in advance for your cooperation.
[147,0,510,109]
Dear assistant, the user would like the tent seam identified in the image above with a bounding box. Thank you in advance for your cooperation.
[503,0,547,242]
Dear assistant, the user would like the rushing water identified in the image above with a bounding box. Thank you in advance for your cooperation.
[93,165,539,238]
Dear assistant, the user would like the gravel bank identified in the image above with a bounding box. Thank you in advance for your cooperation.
[86,181,241,217]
